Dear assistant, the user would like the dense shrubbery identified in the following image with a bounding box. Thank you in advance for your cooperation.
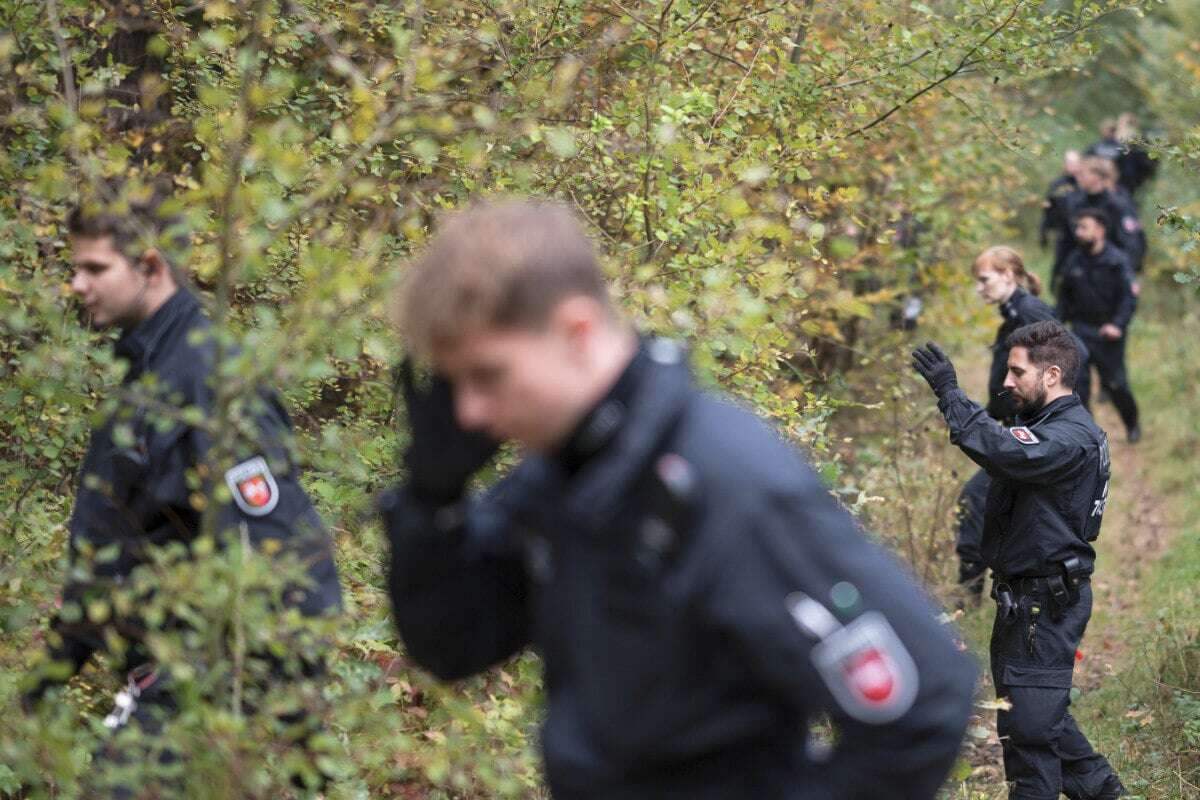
[0,1,1175,797]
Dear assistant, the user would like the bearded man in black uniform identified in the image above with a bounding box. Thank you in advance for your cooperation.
[913,321,1126,800]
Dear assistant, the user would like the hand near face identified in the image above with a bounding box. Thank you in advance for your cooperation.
[1099,324,1123,341]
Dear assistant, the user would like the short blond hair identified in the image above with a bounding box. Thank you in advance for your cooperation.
[395,199,611,356]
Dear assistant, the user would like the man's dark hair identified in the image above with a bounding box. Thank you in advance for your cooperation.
[67,177,189,277]
[1005,320,1081,389]
[1072,207,1108,232]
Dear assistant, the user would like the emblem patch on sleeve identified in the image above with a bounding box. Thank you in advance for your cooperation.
[810,611,920,724]
[224,456,279,516]
[1009,426,1040,445]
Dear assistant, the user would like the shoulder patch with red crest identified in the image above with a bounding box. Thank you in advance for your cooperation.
[225,456,279,517]
[787,593,919,724]
[1009,426,1040,445]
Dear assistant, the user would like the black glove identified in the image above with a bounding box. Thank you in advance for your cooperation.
[911,342,959,398]
[397,359,499,508]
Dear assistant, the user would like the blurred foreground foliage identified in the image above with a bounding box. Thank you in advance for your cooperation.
[0,0,1165,797]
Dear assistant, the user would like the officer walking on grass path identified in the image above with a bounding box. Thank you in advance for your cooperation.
[1056,209,1142,443]
[381,198,977,799]
[1051,157,1140,293]
[1040,150,1081,251]
[913,321,1127,800]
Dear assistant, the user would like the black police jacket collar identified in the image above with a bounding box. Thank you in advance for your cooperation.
[554,345,652,476]
[533,338,692,531]
[113,288,201,379]
[999,288,1030,321]
[1017,393,1080,428]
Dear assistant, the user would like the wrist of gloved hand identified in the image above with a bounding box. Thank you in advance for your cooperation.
[931,374,959,398]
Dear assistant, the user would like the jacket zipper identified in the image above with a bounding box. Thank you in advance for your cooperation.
[1027,604,1041,657]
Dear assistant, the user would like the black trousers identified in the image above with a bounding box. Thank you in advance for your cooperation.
[1074,331,1139,434]
[989,582,1121,799]
[955,469,990,591]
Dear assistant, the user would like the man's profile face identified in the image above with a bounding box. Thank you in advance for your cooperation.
[69,235,148,329]
[1077,167,1106,194]
[434,320,591,453]
[1003,346,1049,413]
[1073,216,1105,250]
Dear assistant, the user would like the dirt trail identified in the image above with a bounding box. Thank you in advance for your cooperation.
[1075,400,1172,691]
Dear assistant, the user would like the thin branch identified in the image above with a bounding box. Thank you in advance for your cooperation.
[46,0,78,115]
[821,49,933,91]
[847,0,1025,138]
[788,0,815,66]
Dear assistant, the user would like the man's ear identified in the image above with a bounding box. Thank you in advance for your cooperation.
[1044,364,1063,388]
[553,295,604,353]
[140,249,173,284]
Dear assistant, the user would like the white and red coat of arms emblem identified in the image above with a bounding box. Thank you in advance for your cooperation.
[224,456,280,517]
[1009,426,1040,445]
[788,593,919,724]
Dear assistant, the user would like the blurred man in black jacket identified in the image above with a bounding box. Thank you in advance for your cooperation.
[1040,150,1080,251]
[1051,157,1140,291]
[382,199,977,800]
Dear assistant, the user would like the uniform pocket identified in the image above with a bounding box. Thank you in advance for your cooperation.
[998,662,1073,689]
[577,560,680,761]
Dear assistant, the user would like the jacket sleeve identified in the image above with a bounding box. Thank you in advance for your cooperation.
[700,479,977,799]
[936,389,1085,482]
[1039,191,1056,247]
[1051,236,1071,292]
[134,381,342,617]
[383,482,533,681]
[1053,258,1074,321]
[1108,201,1139,265]
[1111,259,1138,331]
[203,392,343,615]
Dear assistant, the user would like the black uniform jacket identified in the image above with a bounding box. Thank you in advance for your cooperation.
[987,289,1058,422]
[1109,186,1147,272]
[386,343,977,800]
[1039,173,1076,246]
[1052,189,1139,284]
[936,390,1109,578]
[53,289,342,677]
[1056,243,1138,333]
[1117,145,1157,196]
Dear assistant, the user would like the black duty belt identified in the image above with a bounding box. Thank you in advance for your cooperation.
[992,557,1090,620]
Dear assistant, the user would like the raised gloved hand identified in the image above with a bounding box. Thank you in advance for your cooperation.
[397,359,499,508]
[911,342,959,399]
